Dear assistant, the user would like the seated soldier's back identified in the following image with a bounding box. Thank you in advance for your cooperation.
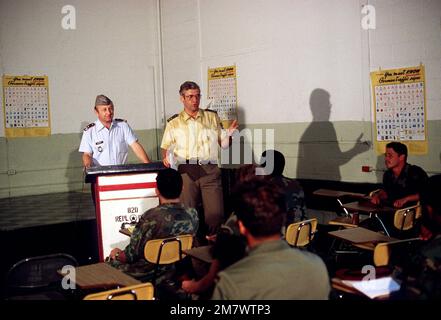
[212,239,330,300]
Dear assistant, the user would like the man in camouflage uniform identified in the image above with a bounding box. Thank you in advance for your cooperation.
[260,149,307,226]
[108,168,198,280]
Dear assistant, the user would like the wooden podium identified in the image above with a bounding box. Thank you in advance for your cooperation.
[85,162,166,261]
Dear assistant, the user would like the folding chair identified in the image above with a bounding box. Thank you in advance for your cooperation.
[5,253,78,300]
[143,234,193,284]
[393,204,421,232]
[285,218,318,247]
[83,282,154,300]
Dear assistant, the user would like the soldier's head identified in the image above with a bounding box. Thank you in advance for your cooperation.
[94,94,114,128]
[155,168,183,200]
[260,149,284,177]
[232,179,285,242]
[179,81,201,115]
[385,142,407,170]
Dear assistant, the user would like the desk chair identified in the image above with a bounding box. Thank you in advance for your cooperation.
[332,238,421,300]
[285,218,318,247]
[83,282,154,300]
[394,204,421,232]
[328,198,360,228]
[328,212,358,262]
[144,234,193,285]
[5,253,78,300]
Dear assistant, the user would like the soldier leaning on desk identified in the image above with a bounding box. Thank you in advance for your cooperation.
[366,142,428,236]
[79,94,150,168]
[160,81,238,239]
[370,142,428,209]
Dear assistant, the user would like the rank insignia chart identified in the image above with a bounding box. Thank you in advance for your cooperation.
[370,66,427,155]
[207,65,238,129]
[3,75,51,137]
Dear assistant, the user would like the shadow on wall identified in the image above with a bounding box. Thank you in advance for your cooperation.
[65,121,88,194]
[375,151,386,183]
[297,88,369,182]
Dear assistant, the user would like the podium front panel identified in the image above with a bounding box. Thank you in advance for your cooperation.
[96,172,159,261]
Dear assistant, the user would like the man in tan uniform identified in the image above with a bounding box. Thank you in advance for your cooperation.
[161,81,238,238]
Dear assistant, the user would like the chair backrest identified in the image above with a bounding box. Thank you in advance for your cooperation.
[285,218,318,247]
[6,253,78,291]
[373,238,421,267]
[144,234,193,265]
[393,204,420,231]
[83,282,154,300]
[373,242,392,267]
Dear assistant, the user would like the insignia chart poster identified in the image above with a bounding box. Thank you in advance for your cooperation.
[370,65,427,155]
[207,65,238,129]
[2,75,51,138]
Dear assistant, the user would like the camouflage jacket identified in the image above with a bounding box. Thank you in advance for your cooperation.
[109,203,198,278]
[269,175,307,225]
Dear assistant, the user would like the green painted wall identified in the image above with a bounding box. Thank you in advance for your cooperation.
[0,129,160,198]
[1,121,440,198]
[240,121,440,183]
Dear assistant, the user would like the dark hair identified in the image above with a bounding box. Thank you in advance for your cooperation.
[261,149,285,176]
[179,81,200,95]
[234,164,262,183]
[156,168,183,199]
[386,142,408,160]
[232,179,285,237]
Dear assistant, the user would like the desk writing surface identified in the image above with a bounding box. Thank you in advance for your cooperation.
[313,189,366,199]
[328,227,397,244]
[183,245,213,264]
[63,263,140,289]
[342,200,394,214]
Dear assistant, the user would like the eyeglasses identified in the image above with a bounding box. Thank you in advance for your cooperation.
[183,94,201,100]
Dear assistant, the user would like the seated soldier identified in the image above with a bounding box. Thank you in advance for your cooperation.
[181,164,259,297]
[390,175,441,299]
[260,149,307,225]
[371,142,428,208]
[107,168,199,281]
[212,179,330,300]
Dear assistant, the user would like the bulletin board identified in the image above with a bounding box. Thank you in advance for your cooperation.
[370,65,427,155]
[2,75,51,138]
[207,65,238,129]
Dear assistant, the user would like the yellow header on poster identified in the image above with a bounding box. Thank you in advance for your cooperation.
[370,65,427,155]
[208,65,236,80]
[2,75,51,138]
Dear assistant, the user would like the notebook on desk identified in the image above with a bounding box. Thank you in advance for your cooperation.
[340,277,401,299]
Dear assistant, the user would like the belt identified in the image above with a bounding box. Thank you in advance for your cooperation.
[183,159,217,165]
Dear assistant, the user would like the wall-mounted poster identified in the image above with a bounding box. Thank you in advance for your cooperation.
[370,65,427,155]
[2,75,51,138]
[207,65,238,129]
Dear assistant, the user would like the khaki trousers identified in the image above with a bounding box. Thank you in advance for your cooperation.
[179,164,224,236]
